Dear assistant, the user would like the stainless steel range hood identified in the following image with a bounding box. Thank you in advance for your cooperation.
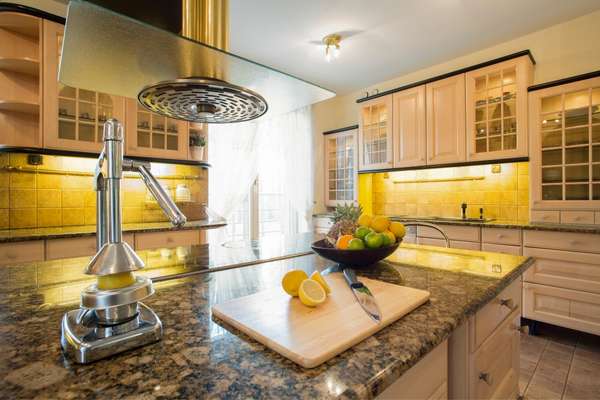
[59,0,335,123]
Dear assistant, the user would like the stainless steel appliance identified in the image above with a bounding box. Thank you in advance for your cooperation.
[61,119,186,364]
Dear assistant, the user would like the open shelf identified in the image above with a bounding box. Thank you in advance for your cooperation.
[0,57,39,76]
[0,12,40,37]
[0,100,39,114]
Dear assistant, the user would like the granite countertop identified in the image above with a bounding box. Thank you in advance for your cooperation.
[0,233,533,399]
[0,218,227,243]
[313,212,600,234]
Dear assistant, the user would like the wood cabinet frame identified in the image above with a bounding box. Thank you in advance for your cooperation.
[529,76,600,211]
[466,56,532,161]
[392,85,426,168]
[358,95,393,170]
[426,74,466,165]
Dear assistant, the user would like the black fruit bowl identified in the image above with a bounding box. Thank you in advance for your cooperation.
[311,238,401,268]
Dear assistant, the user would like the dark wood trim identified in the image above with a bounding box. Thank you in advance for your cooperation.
[356,50,535,104]
[357,157,529,174]
[0,2,65,24]
[322,125,359,135]
[0,146,211,167]
[528,69,600,92]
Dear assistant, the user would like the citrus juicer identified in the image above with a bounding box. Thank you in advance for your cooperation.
[60,119,187,364]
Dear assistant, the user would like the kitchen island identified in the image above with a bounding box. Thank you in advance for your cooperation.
[0,233,533,399]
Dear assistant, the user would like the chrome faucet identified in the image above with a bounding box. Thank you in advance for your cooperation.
[61,119,187,364]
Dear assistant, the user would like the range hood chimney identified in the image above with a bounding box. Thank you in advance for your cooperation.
[59,0,335,123]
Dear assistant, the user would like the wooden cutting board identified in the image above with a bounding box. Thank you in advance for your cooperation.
[211,272,430,368]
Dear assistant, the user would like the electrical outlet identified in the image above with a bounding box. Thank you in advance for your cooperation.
[491,164,501,174]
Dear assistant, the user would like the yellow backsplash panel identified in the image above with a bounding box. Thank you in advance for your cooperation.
[361,162,529,222]
[0,153,208,229]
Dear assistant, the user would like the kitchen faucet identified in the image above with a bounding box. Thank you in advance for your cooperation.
[61,119,187,364]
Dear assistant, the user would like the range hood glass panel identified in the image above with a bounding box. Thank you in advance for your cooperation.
[59,1,335,120]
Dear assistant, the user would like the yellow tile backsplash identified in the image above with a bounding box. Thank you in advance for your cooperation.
[359,162,529,222]
[0,153,208,229]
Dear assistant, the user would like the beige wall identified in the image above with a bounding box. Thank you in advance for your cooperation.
[312,9,600,213]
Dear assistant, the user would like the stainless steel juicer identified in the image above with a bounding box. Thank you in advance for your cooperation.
[61,119,187,364]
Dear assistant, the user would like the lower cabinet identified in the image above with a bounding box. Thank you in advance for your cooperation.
[417,224,480,250]
[135,230,204,250]
[449,279,521,400]
[378,340,448,400]
[0,240,45,265]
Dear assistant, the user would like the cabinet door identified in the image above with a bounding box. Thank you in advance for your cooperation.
[466,56,532,161]
[426,74,466,165]
[324,129,357,207]
[529,76,600,210]
[358,95,393,170]
[125,99,189,160]
[393,85,426,168]
[42,20,125,153]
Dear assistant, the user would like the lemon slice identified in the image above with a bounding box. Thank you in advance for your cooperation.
[310,271,331,295]
[282,270,309,296]
[298,279,326,307]
[97,272,136,290]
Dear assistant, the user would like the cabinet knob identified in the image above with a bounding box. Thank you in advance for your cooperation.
[497,234,505,239]
[569,240,579,246]
[167,237,174,243]
[479,372,493,386]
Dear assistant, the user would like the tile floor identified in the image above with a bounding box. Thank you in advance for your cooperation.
[520,322,600,399]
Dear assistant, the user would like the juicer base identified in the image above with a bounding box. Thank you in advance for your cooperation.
[61,302,162,364]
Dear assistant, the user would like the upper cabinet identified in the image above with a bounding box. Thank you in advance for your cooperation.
[466,56,532,161]
[324,128,357,207]
[358,95,393,170]
[43,20,125,153]
[529,76,600,212]
[426,74,466,165]
[125,99,189,160]
[393,85,426,168]
[0,12,43,147]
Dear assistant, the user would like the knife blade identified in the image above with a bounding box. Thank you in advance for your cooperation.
[343,268,381,323]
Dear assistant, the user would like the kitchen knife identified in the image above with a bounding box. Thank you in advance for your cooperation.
[343,268,382,323]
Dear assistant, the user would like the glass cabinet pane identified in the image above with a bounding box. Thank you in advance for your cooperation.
[541,113,562,130]
[565,184,589,200]
[565,126,588,146]
[542,130,562,148]
[565,147,588,164]
[594,184,600,200]
[58,120,76,140]
[542,167,562,183]
[542,149,562,166]
[565,165,589,182]
[166,135,178,150]
[565,107,589,128]
[541,95,561,113]
[542,185,562,200]
[565,90,589,110]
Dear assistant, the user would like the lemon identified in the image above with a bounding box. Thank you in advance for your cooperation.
[371,216,390,233]
[389,221,406,239]
[357,214,372,227]
[282,270,308,296]
[97,272,136,290]
[310,271,331,295]
[298,279,326,307]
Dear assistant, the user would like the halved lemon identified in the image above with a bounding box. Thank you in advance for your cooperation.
[298,279,326,307]
[310,271,331,295]
[281,269,309,296]
[97,272,136,290]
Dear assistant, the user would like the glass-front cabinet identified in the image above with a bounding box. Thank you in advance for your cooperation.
[43,20,125,152]
[125,99,188,160]
[324,128,357,206]
[530,76,600,212]
[358,95,393,170]
[465,56,532,161]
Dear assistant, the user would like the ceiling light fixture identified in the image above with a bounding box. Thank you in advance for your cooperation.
[323,34,341,62]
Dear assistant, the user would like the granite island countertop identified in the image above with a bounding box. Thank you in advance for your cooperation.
[0,217,227,243]
[0,234,533,399]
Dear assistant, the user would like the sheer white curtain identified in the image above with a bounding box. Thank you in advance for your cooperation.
[208,106,313,242]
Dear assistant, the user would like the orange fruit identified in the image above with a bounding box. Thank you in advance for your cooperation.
[336,234,354,250]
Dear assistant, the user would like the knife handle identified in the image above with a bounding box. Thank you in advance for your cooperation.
[343,268,364,288]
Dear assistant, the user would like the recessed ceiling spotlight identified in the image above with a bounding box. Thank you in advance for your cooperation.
[323,34,341,62]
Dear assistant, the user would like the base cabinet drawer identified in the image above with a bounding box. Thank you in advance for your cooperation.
[418,225,480,242]
[46,234,135,261]
[471,279,521,351]
[481,243,521,255]
[523,247,600,294]
[135,230,201,250]
[417,237,479,250]
[523,282,600,336]
[470,310,520,400]
[481,228,521,246]
[523,230,600,254]
[378,340,448,400]
[0,241,45,265]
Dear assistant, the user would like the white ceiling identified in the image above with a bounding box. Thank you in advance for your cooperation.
[230,0,600,95]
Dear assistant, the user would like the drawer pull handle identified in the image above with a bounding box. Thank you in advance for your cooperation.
[497,234,505,239]
[499,298,514,309]
[479,372,493,386]
[569,240,579,246]
[167,237,174,243]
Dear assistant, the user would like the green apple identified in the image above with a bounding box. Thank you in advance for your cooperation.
[354,226,372,240]
[348,238,366,250]
[364,232,383,249]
